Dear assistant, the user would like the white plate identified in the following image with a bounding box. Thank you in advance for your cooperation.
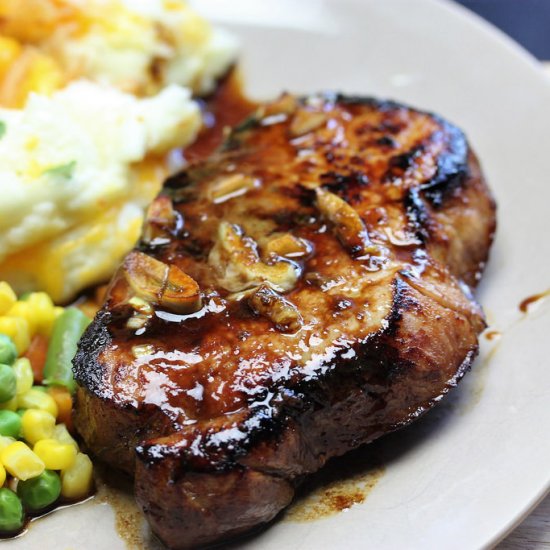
[14,1,550,548]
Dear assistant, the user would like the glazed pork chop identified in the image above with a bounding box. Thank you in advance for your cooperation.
[73,92,496,549]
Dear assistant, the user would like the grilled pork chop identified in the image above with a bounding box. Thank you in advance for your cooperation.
[73,92,495,549]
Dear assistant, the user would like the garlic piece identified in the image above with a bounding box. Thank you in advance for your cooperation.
[128,296,154,315]
[264,94,298,117]
[289,110,328,137]
[248,284,302,333]
[123,251,201,314]
[209,174,258,204]
[127,315,148,330]
[143,195,176,244]
[316,188,380,257]
[264,233,313,259]
[209,222,299,293]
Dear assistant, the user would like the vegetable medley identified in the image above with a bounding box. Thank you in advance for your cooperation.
[0,281,93,534]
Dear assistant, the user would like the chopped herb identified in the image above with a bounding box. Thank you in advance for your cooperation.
[0,121,6,139]
[43,161,76,179]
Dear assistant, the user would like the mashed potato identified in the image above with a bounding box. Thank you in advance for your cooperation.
[0,0,238,302]
[0,81,201,301]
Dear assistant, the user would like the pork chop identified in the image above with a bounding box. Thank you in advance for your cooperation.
[73,92,496,549]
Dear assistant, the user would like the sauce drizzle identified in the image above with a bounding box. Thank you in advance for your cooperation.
[285,447,385,523]
[519,289,550,313]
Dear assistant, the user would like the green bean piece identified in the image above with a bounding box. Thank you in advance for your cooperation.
[0,410,21,438]
[17,470,61,511]
[42,308,90,394]
[0,364,16,403]
[0,489,24,533]
[0,334,17,366]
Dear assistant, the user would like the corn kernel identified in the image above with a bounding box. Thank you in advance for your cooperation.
[21,409,55,445]
[34,438,76,470]
[13,357,33,395]
[0,461,5,485]
[0,436,15,452]
[0,316,30,354]
[52,423,78,451]
[0,282,17,315]
[26,293,56,337]
[61,453,93,500]
[0,440,44,480]
[7,301,36,337]
[18,389,57,418]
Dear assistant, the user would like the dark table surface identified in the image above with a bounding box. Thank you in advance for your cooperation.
[455,0,550,60]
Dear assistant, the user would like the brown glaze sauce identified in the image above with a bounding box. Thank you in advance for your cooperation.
[184,67,258,164]
[484,329,501,341]
[519,289,550,313]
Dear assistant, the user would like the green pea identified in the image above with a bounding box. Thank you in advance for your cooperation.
[0,410,21,438]
[0,364,16,403]
[0,335,17,366]
[17,470,61,511]
[0,488,24,533]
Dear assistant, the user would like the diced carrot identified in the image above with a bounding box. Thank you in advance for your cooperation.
[23,333,49,383]
[47,385,73,431]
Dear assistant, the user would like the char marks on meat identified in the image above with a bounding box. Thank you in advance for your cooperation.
[73,91,496,549]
